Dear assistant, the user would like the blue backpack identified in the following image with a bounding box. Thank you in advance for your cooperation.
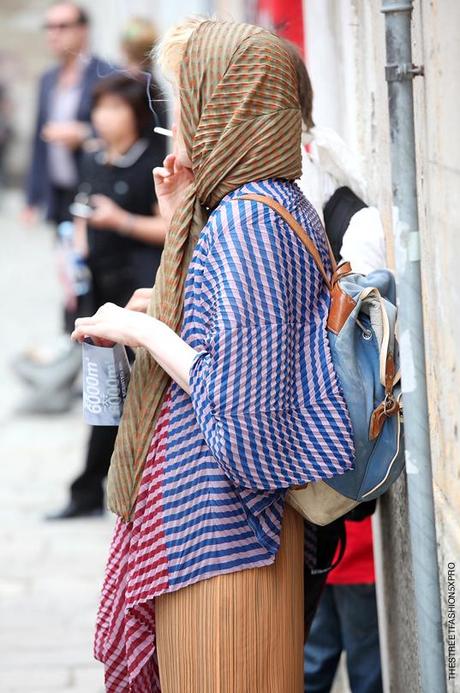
[240,193,405,524]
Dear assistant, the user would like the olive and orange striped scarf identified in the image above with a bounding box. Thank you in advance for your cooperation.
[107,20,302,521]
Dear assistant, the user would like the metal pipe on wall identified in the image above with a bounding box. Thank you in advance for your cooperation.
[380,2,447,691]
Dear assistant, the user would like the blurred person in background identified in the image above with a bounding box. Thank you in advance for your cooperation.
[46,72,167,519]
[305,514,383,693]
[120,17,159,74]
[22,1,112,227]
[284,40,386,274]
[119,17,169,150]
[14,1,115,412]
[281,41,384,692]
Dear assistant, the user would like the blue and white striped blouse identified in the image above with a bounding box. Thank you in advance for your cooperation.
[95,177,355,692]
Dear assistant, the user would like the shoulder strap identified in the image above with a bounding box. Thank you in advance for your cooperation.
[310,519,347,576]
[237,193,337,290]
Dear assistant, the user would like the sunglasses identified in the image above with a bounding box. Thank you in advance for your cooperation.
[43,20,83,31]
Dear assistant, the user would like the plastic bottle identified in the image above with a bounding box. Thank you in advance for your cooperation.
[57,221,91,296]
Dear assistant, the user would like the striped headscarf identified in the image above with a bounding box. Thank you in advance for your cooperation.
[107,19,302,521]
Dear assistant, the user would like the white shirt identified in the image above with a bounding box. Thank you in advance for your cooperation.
[297,126,386,274]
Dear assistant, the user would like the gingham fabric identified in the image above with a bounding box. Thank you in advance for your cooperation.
[94,178,355,692]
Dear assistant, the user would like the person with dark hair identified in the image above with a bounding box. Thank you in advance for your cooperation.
[281,40,385,693]
[282,39,386,273]
[73,73,167,294]
[46,72,167,519]
[14,2,116,413]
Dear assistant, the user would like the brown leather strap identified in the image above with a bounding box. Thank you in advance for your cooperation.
[238,193,337,289]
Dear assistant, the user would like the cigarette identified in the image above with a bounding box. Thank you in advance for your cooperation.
[154,126,173,138]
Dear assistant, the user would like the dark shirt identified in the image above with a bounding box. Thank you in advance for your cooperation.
[25,56,116,221]
[78,137,165,306]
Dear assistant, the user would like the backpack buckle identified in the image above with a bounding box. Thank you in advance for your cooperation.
[383,393,396,415]
[369,394,400,440]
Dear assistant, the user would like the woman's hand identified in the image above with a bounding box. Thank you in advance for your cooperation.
[88,195,128,230]
[125,287,154,313]
[153,153,194,227]
[71,301,198,395]
[71,303,154,348]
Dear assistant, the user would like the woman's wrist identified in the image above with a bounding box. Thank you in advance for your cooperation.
[137,316,197,394]
[156,201,174,228]
[136,315,162,350]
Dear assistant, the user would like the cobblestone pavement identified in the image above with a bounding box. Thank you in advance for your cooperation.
[0,192,115,692]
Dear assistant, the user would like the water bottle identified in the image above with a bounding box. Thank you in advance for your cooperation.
[57,221,91,297]
[73,254,91,296]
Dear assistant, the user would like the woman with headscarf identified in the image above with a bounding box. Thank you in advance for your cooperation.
[72,17,355,693]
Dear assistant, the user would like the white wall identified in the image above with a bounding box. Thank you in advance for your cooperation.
[304,1,358,153]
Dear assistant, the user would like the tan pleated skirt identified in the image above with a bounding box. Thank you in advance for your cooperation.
[155,504,304,693]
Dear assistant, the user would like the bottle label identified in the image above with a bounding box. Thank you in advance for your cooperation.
[82,342,131,426]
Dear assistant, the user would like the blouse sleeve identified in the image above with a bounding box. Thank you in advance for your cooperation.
[189,197,354,493]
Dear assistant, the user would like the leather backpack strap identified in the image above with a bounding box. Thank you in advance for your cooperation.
[238,192,336,290]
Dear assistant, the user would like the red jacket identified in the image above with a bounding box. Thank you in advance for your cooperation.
[327,516,376,584]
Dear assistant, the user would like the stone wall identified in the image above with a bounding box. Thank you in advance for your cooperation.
[305,1,459,689]
[412,3,460,688]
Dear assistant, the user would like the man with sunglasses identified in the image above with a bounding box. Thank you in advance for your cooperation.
[16,3,115,414]
[23,2,113,234]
